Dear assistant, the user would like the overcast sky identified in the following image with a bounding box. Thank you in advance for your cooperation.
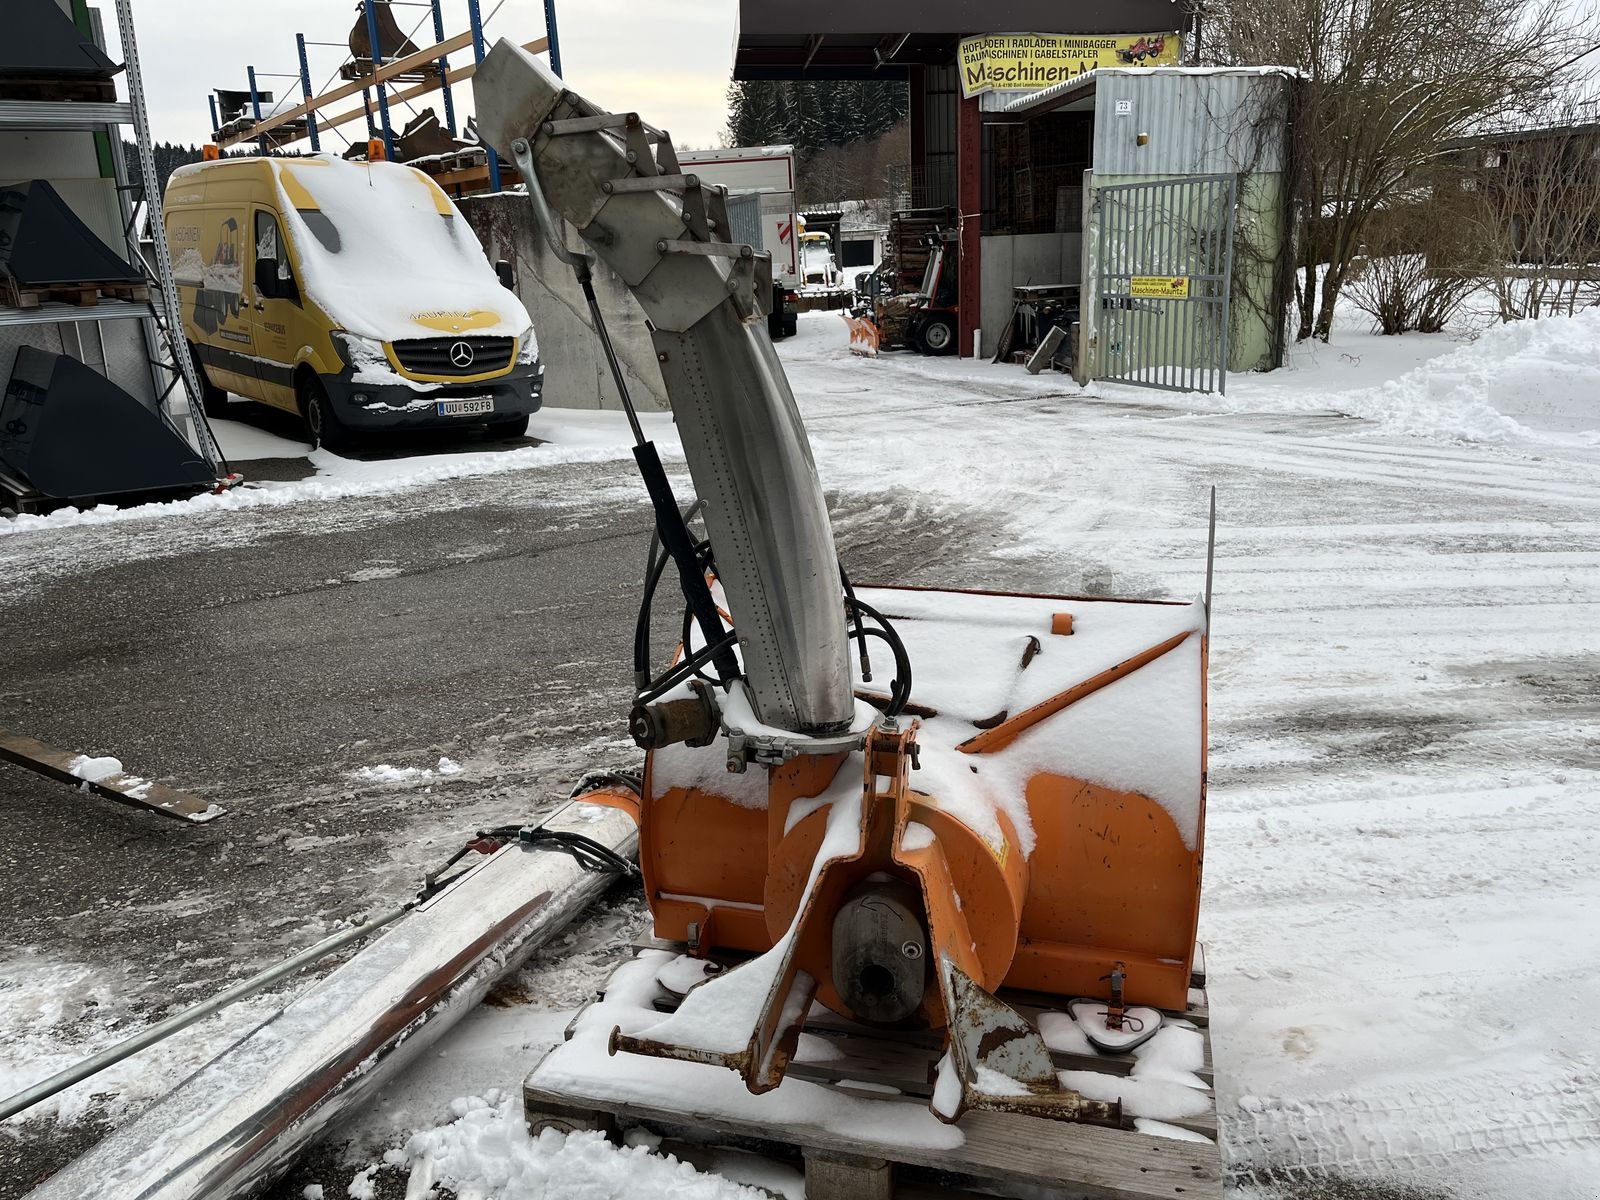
[116,0,738,151]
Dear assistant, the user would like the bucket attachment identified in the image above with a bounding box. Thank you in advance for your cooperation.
[0,0,119,91]
[349,1,424,66]
[842,311,880,356]
[396,108,458,161]
[0,180,143,293]
[1,349,214,501]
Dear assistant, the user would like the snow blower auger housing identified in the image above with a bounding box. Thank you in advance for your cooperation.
[475,41,1209,1131]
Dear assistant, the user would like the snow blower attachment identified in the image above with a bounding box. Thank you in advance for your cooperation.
[475,40,1209,1131]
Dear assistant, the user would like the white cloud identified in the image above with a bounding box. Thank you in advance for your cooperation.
[113,0,737,150]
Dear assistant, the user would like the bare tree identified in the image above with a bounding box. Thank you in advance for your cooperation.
[1344,176,1481,333]
[1200,0,1594,341]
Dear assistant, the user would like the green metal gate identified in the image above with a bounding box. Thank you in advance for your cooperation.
[1092,174,1237,394]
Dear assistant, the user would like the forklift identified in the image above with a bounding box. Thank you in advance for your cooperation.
[846,211,959,356]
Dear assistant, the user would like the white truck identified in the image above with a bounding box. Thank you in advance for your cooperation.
[678,145,800,339]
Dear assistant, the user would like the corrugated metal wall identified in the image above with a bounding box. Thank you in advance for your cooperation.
[1092,72,1292,178]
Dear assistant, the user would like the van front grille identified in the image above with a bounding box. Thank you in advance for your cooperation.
[390,336,515,377]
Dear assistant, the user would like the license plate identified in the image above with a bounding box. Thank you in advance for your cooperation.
[437,397,494,417]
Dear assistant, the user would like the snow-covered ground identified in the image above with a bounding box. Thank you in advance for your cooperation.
[4,308,1599,1198]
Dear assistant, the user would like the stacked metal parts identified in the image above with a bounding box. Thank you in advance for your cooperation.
[0,0,223,513]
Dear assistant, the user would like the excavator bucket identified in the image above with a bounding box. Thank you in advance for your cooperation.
[348,1,423,65]
[841,311,880,356]
[1,348,214,501]
[395,108,458,161]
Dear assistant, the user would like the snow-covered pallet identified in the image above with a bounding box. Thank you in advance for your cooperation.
[524,943,1220,1200]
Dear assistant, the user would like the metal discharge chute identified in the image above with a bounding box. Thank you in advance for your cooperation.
[474,40,1208,1127]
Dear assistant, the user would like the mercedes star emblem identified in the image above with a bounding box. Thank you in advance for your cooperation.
[449,341,475,368]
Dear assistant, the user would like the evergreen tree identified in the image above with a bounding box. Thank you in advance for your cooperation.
[724,78,907,153]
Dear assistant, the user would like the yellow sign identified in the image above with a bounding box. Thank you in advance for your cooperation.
[957,33,1181,99]
[1130,276,1191,300]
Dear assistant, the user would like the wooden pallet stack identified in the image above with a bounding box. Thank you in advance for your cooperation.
[525,940,1221,1200]
[0,277,149,309]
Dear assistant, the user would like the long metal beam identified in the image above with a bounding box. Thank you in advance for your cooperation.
[27,801,639,1200]
[218,28,477,147]
[314,39,547,141]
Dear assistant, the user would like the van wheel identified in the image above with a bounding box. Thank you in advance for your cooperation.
[188,344,229,418]
[917,314,957,356]
[486,414,530,440]
[299,374,349,453]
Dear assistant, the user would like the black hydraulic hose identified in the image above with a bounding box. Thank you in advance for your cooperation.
[845,597,914,719]
[637,630,741,706]
[635,502,709,687]
[853,627,911,717]
[839,562,871,683]
[633,546,673,686]
[634,441,742,684]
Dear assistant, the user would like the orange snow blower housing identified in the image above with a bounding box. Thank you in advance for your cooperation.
[472,37,1208,1126]
[632,586,1207,1020]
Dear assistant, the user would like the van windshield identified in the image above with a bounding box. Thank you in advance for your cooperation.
[274,159,519,340]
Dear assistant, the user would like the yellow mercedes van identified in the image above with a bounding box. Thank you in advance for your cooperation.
[164,155,542,448]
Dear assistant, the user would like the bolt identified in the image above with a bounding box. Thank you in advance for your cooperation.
[512,138,529,155]
[901,941,923,960]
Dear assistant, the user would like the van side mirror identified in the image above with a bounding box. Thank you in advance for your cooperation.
[495,259,515,290]
[255,257,276,296]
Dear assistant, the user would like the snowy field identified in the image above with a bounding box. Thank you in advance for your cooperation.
[2,308,1598,1198]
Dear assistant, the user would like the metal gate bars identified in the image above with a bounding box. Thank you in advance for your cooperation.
[1091,174,1237,395]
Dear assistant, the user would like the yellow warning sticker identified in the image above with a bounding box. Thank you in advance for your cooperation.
[1130,276,1191,299]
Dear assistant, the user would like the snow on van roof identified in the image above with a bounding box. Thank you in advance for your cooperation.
[270,156,529,342]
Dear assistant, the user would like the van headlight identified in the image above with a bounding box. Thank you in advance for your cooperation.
[333,331,388,371]
[515,324,538,367]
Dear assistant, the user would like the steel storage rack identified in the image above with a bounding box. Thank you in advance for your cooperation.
[0,0,225,514]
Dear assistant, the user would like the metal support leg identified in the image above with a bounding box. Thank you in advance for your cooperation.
[363,1,396,161]
[247,65,266,155]
[114,0,224,473]
[543,0,564,77]
[466,0,502,191]
[296,33,321,152]
[431,0,457,135]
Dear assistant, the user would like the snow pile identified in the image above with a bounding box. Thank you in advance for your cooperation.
[351,757,463,785]
[1196,308,1600,442]
[1331,308,1600,440]
[66,755,122,783]
[403,1092,772,1199]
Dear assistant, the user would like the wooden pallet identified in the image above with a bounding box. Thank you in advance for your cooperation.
[525,942,1221,1200]
[0,277,149,310]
